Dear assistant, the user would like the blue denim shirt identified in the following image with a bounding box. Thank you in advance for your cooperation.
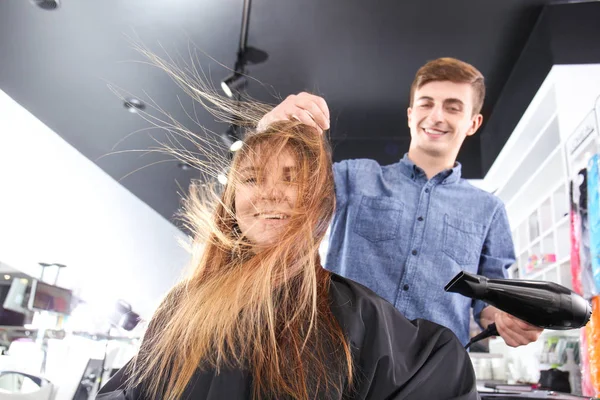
[325,154,516,345]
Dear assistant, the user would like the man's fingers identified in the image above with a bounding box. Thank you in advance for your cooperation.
[287,109,322,132]
[256,92,329,133]
[296,92,330,122]
[512,318,543,332]
[496,313,542,347]
[295,97,330,130]
[496,316,525,347]
[314,96,330,121]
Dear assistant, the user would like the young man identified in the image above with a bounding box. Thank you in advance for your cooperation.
[257,57,542,347]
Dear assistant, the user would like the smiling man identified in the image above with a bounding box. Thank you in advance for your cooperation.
[258,57,543,348]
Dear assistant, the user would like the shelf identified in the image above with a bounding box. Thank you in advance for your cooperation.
[541,328,581,339]
[555,214,570,229]
[521,256,570,281]
[527,236,542,249]
[556,255,570,265]
[469,353,504,359]
[507,147,566,231]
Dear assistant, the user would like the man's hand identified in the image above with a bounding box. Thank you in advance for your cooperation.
[480,306,543,348]
[257,92,330,133]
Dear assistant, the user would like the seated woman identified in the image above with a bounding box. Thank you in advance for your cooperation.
[97,89,478,400]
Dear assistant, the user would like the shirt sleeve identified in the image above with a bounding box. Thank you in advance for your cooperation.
[333,160,352,207]
[473,203,516,324]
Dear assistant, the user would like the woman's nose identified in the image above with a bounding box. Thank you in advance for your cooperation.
[260,181,285,201]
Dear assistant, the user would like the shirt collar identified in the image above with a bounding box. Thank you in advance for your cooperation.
[398,153,462,184]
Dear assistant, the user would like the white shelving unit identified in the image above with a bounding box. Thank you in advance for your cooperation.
[509,181,572,288]
[488,77,574,289]
[475,64,600,386]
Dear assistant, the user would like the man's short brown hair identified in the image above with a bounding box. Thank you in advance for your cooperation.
[409,57,485,116]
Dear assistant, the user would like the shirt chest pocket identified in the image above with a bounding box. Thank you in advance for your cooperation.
[354,196,403,242]
[443,214,486,266]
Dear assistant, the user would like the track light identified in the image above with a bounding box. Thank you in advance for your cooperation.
[217,173,228,185]
[221,0,268,98]
[178,162,193,171]
[221,125,244,152]
[230,140,243,152]
[221,71,246,98]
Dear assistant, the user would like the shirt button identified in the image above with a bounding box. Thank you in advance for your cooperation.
[403,284,410,291]
[417,216,424,222]
[425,188,430,193]
[411,249,418,256]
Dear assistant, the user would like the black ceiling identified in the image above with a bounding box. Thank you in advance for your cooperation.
[1,0,598,226]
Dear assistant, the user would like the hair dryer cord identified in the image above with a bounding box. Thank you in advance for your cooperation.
[465,323,499,349]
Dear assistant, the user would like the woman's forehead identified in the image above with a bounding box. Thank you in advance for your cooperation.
[239,146,297,170]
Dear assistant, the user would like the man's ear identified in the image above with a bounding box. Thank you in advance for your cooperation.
[466,114,483,137]
[407,107,412,128]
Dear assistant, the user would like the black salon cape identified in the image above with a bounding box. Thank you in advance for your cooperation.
[98,274,478,400]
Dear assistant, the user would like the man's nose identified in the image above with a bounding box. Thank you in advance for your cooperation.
[427,104,445,123]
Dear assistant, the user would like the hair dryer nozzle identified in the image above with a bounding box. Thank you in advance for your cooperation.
[444,271,488,298]
[445,271,592,330]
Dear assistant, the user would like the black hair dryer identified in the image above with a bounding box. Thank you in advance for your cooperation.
[444,271,592,348]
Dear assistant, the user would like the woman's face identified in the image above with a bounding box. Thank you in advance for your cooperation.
[234,148,299,246]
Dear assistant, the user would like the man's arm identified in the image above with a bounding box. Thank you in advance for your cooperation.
[476,204,543,347]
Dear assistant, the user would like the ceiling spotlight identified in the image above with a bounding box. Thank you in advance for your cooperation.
[217,173,228,185]
[124,98,146,113]
[229,140,244,152]
[221,125,244,152]
[4,275,10,280]
[221,72,246,98]
[31,0,60,10]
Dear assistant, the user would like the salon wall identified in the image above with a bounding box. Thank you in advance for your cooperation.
[553,64,600,140]
[0,89,190,318]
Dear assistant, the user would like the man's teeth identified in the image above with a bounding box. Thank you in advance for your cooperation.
[424,128,446,135]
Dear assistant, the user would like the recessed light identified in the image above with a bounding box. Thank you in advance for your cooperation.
[124,98,146,113]
[32,0,60,10]
[178,162,193,171]
[217,174,228,185]
[4,275,10,280]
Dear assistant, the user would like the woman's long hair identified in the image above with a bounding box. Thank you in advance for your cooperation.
[124,49,353,400]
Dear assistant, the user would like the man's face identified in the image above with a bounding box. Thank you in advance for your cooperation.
[407,80,483,159]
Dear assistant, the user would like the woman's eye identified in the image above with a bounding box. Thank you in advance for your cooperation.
[283,173,298,183]
[244,177,256,184]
